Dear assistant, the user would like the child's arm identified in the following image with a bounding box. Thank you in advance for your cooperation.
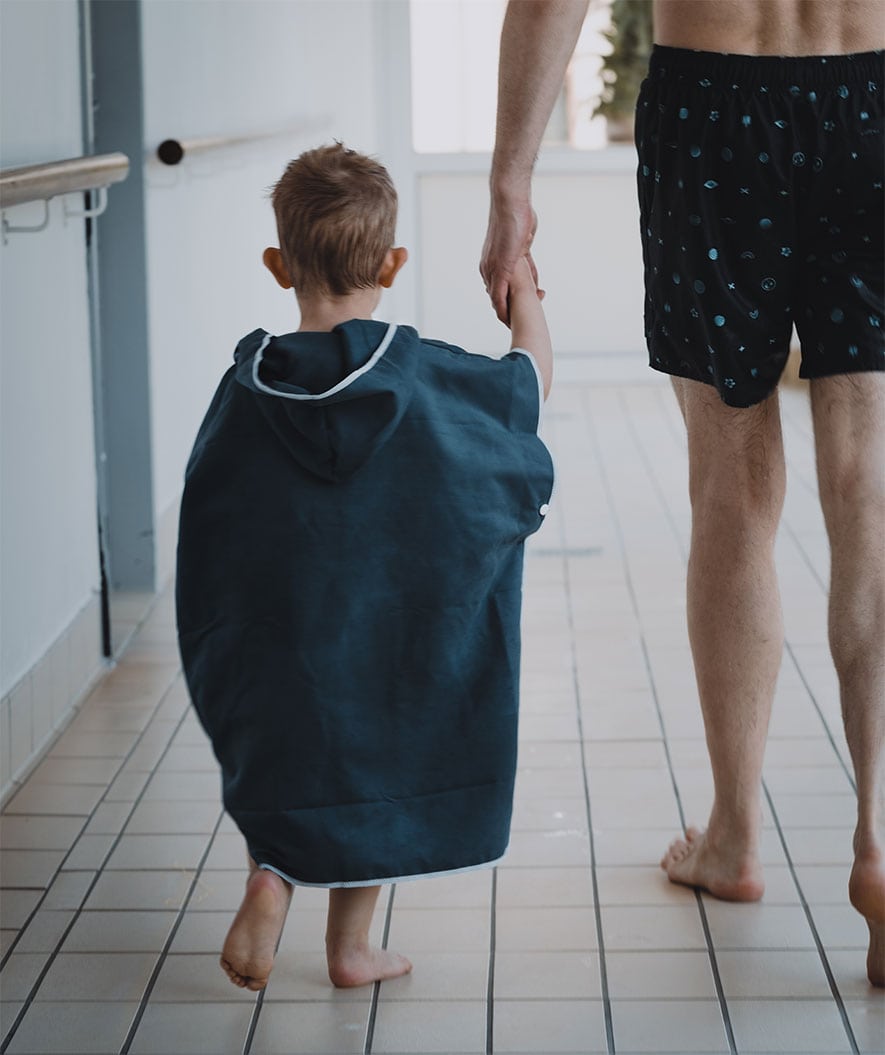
[507,255,553,400]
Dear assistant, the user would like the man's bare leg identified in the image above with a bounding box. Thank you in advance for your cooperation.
[811,373,885,988]
[325,886,412,988]
[221,857,292,991]
[661,378,786,901]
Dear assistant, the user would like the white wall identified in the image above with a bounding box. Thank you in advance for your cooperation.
[140,0,382,566]
[418,155,646,361]
[0,1,103,785]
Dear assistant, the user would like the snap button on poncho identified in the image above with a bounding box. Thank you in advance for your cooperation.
[176,320,554,887]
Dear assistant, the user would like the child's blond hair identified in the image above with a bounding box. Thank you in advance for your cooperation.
[270,142,397,297]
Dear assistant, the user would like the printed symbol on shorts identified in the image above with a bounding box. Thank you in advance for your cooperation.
[728,282,736,291]
[807,91,817,102]
[713,315,726,327]
[758,152,770,163]
[679,107,690,119]
[832,250,848,264]
[850,275,864,288]
[742,115,752,126]
[709,110,720,121]
[704,180,719,189]
[690,308,700,318]
[849,344,859,357]
[837,85,850,98]
[699,78,712,88]
[708,248,719,260]
[740,187,751,195]
[759,218,773,229]
[823,120,836,131]
[694,279,706,293]
[689,214,702,226]
[869,81,878,92]
[721,147,733,161]
[664,302,672,313]
[741,251,756,260]
[860,111,870,121]
[672,272,681,284]
[780,247,792,257]
[789,85,801,96]
[690,145,701,158]
[831,308,845,323]
[792,152,806,166]
[749,308,760,319]
[642,165,650,176]
[871,316,882,328]
[774,119,787,129]
[724,378,736,388]
[812,157,824,172]
[761,277,777,292]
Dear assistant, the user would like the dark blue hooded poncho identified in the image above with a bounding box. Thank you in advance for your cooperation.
[176,320,554,887]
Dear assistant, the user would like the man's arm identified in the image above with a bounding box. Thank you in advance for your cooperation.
[481,0,589,324]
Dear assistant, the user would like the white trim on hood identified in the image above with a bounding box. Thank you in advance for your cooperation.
[251,322,399,401]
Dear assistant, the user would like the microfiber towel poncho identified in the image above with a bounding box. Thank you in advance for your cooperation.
[176,319,554,887]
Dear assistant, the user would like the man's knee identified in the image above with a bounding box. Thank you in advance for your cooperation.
[678,385,786,527]
[812,374,885,521]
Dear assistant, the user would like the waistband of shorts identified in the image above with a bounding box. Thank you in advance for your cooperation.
[649,44,884,89]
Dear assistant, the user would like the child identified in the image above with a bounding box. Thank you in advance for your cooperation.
[176,143,554,992]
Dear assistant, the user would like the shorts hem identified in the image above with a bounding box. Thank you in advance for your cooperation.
[648,358,776,408]
[798,359,885,382]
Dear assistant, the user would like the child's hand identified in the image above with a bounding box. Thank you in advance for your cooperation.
[508,255,545,302]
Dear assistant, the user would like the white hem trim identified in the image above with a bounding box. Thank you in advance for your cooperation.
[251,322,398,401]
[510,348,545,435]
[258,850,506,889]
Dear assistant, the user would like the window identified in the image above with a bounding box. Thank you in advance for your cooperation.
[409,0,619,153]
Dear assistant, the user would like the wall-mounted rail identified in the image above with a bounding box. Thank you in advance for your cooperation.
[0,152,129,209]
[156,119,329,165]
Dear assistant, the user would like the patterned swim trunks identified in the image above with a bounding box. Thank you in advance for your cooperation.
[636,46,884,407]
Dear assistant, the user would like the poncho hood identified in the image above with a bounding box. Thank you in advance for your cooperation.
[234,320,417,481]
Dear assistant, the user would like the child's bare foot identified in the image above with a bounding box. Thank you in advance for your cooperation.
[326,942,412,988]
[661,825,765,902]
[848,846,885,988]
[221,868,291,991]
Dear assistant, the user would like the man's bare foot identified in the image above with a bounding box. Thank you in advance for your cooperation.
[848,848,885,988]
[661,825,765,902]
[327,943,413,988]
[221,868,291,991]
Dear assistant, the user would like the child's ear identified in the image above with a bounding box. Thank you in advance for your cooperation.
[378,247,408,289]
[263,247,293,290]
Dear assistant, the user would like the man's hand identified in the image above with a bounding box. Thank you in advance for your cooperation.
[480,194,540,325]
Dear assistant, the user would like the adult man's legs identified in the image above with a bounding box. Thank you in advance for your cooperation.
[661,377,786,901]
[811,373,885,987]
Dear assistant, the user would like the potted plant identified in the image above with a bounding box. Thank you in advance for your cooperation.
[595,0,654,143]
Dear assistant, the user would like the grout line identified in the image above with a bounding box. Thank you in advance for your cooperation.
[118,806,229,1054]
[762,781,860,1054]
[241,986,266,1055]
[0,666,183,973]
[485,867,497,1055]
[0,675,189,1054]
[363,882,395,1054]
[550,408,616,1054]
[582,387,737,1055]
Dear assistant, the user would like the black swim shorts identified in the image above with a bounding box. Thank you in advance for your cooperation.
[636,46,884,407]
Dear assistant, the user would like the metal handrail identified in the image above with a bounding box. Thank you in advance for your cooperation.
[156,118,330,165]
[0,152,130,209]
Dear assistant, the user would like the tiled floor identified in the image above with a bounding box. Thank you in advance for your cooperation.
[1,377,882,1054]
